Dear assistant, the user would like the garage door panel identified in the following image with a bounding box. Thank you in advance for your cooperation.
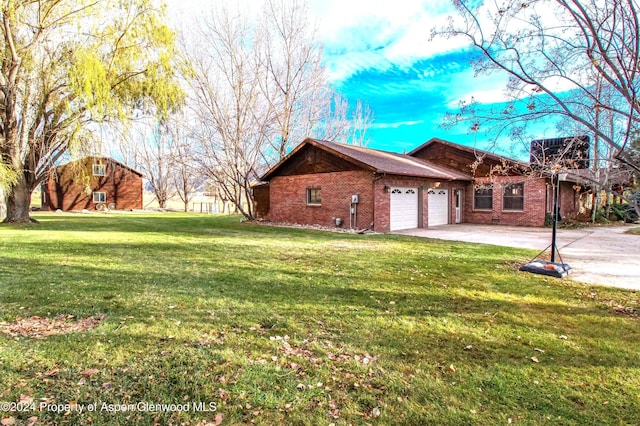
[428,189,449,226]
[390,187,418,231]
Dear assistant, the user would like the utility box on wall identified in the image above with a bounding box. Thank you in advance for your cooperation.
[351,194,359,204]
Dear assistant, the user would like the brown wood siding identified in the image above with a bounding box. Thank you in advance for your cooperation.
[253,183,270,219]
[412,143,521,177]
[271,144,363,177]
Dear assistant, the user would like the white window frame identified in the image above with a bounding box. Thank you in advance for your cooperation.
[93,192,106,203]
[93,164,106,176]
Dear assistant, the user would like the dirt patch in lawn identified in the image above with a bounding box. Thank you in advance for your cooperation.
[0,314,105,339]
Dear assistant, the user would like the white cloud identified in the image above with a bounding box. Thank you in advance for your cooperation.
[311,0,466,82]
[371,120,425,129]
[169,0,469,82]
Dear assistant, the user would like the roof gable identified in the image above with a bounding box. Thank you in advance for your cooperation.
[261,138,473,181]
[409,138,528,176]
[261,142,370,179]
[58,156,144,177]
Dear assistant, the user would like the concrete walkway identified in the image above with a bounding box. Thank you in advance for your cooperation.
[396,224,640,290]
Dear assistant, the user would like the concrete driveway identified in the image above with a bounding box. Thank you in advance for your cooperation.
[396,224,640,290]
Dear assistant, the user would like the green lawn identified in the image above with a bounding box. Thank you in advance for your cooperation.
[0,213,638,425]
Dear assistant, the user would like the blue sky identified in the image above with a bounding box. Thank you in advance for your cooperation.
[305,0,512,153]
[172,0,529,156]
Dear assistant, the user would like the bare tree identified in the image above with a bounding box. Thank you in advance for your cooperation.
[181,1,375,219]
[305,90,374,146]
[184,6,270,220]
[121,119,174,209]
[171,125,199,212]
[434,0,640,174]
[257,0,326,161]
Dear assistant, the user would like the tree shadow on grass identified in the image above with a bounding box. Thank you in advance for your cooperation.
[2,247,638,372]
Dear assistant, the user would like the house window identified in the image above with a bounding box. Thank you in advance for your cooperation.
[93,192,106,203]
[503,183,524,211]
[474,185,493,210]
[306,188,321,205]
[93,164,106,176]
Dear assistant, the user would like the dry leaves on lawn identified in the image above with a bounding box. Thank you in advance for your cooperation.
[0,314,105,339]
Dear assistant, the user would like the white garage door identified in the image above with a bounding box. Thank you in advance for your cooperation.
[390,187,419,231]
[428,189,449,226]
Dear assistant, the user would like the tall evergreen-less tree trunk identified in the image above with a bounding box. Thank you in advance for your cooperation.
[3,173,35,223]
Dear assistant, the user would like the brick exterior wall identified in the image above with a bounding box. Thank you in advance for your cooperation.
[44,157,143,211]
[559,181,579,219]
[463,176,551,227]
[268,171,580,230]
[269,171,376,230]
[269,172,467,232]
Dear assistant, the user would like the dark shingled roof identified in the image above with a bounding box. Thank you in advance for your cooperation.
[261,138,473,181]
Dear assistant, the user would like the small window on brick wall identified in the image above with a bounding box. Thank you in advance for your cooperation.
[306,188,321,205]
[503,182,524,211]
[93,164,106,176]
[93,192,106,203]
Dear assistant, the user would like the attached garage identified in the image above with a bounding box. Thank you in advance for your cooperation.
[428,188,449,226]
[260,138,474,233]
[390,187,419,231]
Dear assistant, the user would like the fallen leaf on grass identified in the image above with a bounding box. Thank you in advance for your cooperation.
[449,364,456,373]
[81,368,100,377]
[531,357,540,363]
[328,399,340,419]
[196,414,223,426]
[1,417,16,426]
[19,395,33,404]
[371,407,381,418]
[534,348,545,353]
[43,368,60,377]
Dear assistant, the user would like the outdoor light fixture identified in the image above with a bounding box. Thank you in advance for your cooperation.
[519,172,572,278]
[383,185,390,192]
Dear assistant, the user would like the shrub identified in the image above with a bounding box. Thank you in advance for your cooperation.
[610,203,639,223]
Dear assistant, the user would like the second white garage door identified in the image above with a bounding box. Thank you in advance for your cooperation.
[390,187,418,231]
[428,189,449,226]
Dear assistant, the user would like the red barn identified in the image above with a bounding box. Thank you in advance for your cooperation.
[42,157,143,211]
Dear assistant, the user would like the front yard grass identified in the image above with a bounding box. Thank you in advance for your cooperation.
[0,213,638,425]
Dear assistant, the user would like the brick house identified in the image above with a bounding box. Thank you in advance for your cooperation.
[258,138,580,232]
[42,156,143,211]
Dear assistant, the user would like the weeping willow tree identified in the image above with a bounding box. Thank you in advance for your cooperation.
[1,0,182,222]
